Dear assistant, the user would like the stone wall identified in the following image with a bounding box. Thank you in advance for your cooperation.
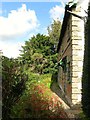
[58,6,85,105]
[71,7,84,104]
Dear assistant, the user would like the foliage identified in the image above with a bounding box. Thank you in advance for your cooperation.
[26,73,52,89]
[82,3,90,118]
[20,34,54,74]
[2,56,28,118]
[2,20,62,118]
[11,74,69,119]
[20,20,61,74]
[47,20,61,52]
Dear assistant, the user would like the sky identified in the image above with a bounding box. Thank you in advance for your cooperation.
[0,0,89,58]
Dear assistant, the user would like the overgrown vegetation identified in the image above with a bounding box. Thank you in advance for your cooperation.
[2,56,28,119]
[2,20,62,119]
[10,73,68,119]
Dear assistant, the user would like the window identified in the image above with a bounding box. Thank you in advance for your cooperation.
[67,62,71,84]
[62,57,67,72]
[59,56,67,73]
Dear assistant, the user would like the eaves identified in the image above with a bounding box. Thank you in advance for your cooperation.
[57,4,76,52]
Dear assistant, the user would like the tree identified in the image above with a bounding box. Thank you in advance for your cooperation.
[20,20,61,74]
[47,20,61,52]
[20,34,52,74]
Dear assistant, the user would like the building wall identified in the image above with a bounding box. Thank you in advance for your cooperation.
[58,7,84,105]
[58,16,72,102]
[71,7,84,104]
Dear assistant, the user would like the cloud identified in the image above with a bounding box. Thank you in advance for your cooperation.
[0,4,39,58]
[0,4,39,40]
[49,0,69,21]
[49,5,64,21]
[0,41,24,58]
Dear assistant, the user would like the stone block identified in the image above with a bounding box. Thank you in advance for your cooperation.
[72,32,83,37]
[72,55,83,61]
[72,61,78,66]
[72,99,80,105]
[72,77,81,83]
[72,72,78,77]
[72,40,84,45]
[72,45,83,50]
[72,82,82,89]
[72,66,82,72]
[72,35,83,40]
[72,88,81,94]
[72,83,78,88]
[78,61,83,67]
[72,94,79,99]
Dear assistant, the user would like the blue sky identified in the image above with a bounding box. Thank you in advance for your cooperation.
[0,1,69,58]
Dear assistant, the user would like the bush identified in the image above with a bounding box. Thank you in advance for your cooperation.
[11,80,69,119]
[2,56,28,118]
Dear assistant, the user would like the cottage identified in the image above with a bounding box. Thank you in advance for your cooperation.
[57,2,86,105]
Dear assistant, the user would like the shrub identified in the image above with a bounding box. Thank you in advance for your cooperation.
[2,56,28,118]
[11,81,69,119]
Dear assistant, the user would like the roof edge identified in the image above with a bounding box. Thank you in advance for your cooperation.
[57,4,76,52]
